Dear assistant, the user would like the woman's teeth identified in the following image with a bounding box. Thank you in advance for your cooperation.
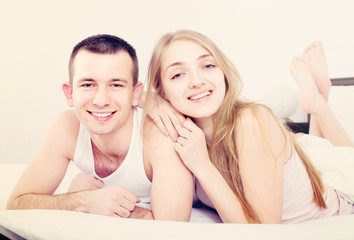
[189,91,211,100]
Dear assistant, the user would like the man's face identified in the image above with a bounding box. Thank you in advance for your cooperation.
[65,49,141,136]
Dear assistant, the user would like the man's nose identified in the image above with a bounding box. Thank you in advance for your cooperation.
[92,87,110,107]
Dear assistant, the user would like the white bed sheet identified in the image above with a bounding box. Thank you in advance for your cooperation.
[0,209,353,240]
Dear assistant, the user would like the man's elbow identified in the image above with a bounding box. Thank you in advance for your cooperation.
[6,193,30,210]
[6,197,19,210]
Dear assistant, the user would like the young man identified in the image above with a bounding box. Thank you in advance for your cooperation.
[7,34,194,221]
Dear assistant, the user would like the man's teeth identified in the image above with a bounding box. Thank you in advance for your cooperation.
[92,112,112,117]
[189,91,211,100]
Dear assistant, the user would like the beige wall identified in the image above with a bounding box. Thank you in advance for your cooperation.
[1,0,354,163]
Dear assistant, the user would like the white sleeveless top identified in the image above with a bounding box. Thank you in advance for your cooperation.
[196,144,354,223]
[73,108,152,203]
[281,144,354,223]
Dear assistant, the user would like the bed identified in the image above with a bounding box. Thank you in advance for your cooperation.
[1,78,354,240]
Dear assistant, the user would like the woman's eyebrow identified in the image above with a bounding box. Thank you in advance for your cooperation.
[166,54,213,70]
[166,62,183,70]
[197,54,212,60]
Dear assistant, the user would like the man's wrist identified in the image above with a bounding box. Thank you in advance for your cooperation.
[129,206,153,220]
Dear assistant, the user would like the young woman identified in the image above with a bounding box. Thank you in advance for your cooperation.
[144,30,354,223]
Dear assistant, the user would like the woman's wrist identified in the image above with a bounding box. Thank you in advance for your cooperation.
[193,161,217,181]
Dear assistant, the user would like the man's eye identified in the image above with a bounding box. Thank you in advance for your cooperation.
[112,84,123,88]
[82,83,93,88]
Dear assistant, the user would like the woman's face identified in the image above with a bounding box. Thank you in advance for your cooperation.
[160,40,225,120]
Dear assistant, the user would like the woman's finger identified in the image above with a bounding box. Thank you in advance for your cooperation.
[182,118,199,131]
[151,115,169,136]
[161,115,178,141]
[176,127,192,139]
[176,136,188,146]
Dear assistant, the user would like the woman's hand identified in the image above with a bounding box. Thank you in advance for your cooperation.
[174,118,211,174]
[146,94,185,141]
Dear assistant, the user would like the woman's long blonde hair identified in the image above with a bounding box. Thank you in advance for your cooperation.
[145,30,326,223]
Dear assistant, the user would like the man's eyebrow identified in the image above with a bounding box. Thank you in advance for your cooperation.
[77,78,95,84]
[77,78,128,83]
[111,78,128,83]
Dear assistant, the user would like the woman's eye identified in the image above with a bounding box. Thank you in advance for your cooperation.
[172,73,183,79]
[204,64,215,69]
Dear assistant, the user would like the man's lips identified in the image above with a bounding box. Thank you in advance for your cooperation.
[188,90,212,101]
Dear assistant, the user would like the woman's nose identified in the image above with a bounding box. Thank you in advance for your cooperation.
[188,71,204,88]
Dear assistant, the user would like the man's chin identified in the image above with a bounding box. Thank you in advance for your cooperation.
[85,125,115,136]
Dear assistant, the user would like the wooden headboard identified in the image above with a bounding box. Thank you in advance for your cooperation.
[331,77,354,86]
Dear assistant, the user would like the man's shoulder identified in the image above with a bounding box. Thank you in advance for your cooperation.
[36,110,80,162]
[143,117,169,143]
[52,110,80,133]
[46,110,80,148]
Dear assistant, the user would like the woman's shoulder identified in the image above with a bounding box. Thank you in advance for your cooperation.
[235,103,291,164]
[235,103,287,140]
[236,103,275,124]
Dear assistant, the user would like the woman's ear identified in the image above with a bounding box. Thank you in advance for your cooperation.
[132,82,143,107]
[62,82,74,107]
[160,89,167,101]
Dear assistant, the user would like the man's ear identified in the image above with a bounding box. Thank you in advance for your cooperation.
[62,82,74,107]
[132,82,143,107]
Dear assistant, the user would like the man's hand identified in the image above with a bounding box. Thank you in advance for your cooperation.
[67,173,144,218]
[82,185,141,218]
[68,172,103,192]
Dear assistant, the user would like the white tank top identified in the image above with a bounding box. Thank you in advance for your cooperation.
[196,143,354,223]
[73,108,152,203]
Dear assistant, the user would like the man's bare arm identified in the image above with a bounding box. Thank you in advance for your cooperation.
[7,110,78,210]
[6,111,138,217]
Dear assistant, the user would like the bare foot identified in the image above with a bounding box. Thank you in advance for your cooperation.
[290,55,324,114]
[303,41,332,99]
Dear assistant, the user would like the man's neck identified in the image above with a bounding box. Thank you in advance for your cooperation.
[89,111,135,177]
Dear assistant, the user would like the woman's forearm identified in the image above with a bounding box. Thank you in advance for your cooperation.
[195,164,248,223]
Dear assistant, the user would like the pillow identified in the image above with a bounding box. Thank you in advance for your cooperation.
[328,85,354,142]
[298,134,354,202]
